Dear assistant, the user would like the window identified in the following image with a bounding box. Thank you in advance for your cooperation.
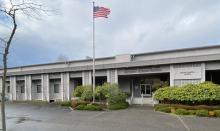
[54,84,60,93]
[140,84,151,96]
[7,86,10,93]
[37,85,42,93]
[21,86,25,93]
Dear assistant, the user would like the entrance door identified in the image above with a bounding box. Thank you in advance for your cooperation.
[140,84,152,96]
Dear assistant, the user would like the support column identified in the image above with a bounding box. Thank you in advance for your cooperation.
[61,72,70,101]
[170,65,174,86]
[10,76,16,101]
[201,63,206,82]
[41,74,49,102]
[82,71,92,86]
[0,77,2,94]
[25,75,32,100]
[107,69,118,84]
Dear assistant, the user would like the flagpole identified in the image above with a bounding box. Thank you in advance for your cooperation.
[92,1,96,103]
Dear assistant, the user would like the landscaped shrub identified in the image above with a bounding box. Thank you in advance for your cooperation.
[80,87,93,101]
[60,101,72,107]
[73,85,91,97]
[84,104,103,111]
[71,99,90,108]
[214,110,220,117]
[95,83,119,101]
[154,82,220,105]
[107,102,129,110]
[75,104,86,110]
[156,107,171,113]
[175,108,190,115]
[196,110,209,117]
[75,104,103,111]
[107,92,127,105]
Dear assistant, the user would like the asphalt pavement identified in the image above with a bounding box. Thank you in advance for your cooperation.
[1,103,220,131]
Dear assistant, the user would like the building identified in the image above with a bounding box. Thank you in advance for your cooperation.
[0,45,220,104]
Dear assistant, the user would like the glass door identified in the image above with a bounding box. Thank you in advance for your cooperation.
[140,84,152,96]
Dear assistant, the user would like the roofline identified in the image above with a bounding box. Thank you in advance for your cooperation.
[7,56,114,70]
[5,44,220,70]
[133,44,220,56]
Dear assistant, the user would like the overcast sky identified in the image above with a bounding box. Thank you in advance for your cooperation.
[0,0,220,67]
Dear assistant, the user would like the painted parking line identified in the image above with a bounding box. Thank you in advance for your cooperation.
[176,115,191,131]
[155,111,191,131]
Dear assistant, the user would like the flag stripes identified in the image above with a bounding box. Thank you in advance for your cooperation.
[93,6,110,18]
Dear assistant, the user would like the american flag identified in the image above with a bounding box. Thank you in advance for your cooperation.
[93,6,111,18]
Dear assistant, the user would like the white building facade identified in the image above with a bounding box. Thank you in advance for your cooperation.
[0,45,220,104]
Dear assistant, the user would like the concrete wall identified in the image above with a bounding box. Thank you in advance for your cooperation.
[170,63,205,86]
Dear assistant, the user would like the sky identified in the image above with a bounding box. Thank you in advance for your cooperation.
[0,0,220,67]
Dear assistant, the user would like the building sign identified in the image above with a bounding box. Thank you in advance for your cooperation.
[173,64,202,79]
[123,67,163,74]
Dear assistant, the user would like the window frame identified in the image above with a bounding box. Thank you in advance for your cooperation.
[36,84,42,93]
[54,84,60,93]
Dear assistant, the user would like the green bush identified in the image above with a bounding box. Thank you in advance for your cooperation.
[108,102,129,110]
[60,101,72,107]
[71,99,90,108]
[196,110,209,117]
[175,108,190,115]
[73,85,91,97]
[80,87,93,101]
[95,83,120,101]
[214,110,220,117]
[156,107,171,113]
[107,92,127,105]
[75,104,103,111]
[154,82,220,105]
[75,104,86,110]
[84,104,103,111]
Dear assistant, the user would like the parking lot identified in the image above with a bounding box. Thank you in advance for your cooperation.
[0,103,220,131]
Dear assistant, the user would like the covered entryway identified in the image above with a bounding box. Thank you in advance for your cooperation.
[49,78,61,102]
[206,70,220,84]
[31,79,42,100]
[16,80,25,100]
[118,73,169,104]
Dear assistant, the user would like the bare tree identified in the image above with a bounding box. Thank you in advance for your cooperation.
[0,0,51,130]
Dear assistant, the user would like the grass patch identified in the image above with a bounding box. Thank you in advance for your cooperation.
[156,107,171,113]
[196,110,209,117]
[175,108,190,115]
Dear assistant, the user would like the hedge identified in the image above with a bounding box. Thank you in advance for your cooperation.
[154,82,220,105]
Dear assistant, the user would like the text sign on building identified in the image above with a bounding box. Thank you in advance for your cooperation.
[123,67,163,74]
[173,64,202,79]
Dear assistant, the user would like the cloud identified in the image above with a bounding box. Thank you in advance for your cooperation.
[0,0,220,67]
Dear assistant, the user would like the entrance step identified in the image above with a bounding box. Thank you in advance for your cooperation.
[127,97,158,105]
